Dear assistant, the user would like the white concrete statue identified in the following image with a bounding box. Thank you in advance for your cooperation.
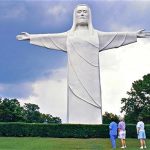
[16,4,150,124]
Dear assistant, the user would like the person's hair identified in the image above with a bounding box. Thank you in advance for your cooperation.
[138,116,143,121]
[119,117,124,121]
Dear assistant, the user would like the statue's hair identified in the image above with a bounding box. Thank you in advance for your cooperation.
[69,4,94,34]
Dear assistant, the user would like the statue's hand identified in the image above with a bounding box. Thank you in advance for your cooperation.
[137,29,146,38]
[137,29,150,38]
[16,32,30,40]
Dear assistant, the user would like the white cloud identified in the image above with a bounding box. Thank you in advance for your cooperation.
[21,67,67,123]
[0,3,27,20]
[39,2,74,26]
[109,24,138,32]
[98,1,150,33]
[0,82,34,99]
[0,85,4,92]
[47,5,67,18]
[129,1,150,15]
[0,1,74,26]
[100,39,150,116]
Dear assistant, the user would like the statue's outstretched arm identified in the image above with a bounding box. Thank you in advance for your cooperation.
[137,29,150,38]
[16,32,68,52]
[98,29,150,52]
[97,31,137,51]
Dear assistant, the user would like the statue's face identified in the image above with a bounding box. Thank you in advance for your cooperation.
[76,5,89,26]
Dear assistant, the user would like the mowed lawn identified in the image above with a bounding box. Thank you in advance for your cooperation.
[0,137,149,150]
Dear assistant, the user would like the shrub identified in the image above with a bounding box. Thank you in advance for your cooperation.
[0,123,149,138]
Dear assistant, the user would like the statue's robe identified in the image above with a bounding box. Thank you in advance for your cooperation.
[30,30,137,124]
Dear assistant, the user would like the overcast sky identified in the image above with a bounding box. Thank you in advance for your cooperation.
[0,0,150,122]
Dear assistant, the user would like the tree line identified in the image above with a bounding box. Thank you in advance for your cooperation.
[0,98,61,124]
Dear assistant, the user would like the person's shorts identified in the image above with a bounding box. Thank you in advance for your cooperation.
[118,130,126,139]
[138,131,146,139]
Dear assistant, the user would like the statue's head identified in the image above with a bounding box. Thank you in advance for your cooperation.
[70,4,94,33]
[75,4,89,26]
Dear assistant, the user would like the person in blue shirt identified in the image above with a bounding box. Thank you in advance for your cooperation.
[109,121,118,149]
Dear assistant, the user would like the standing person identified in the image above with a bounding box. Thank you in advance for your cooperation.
[109,121,118,149]
[136,116,147,149]
[118,117,127,149]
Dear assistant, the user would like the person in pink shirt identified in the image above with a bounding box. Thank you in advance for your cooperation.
[118,117,126,149]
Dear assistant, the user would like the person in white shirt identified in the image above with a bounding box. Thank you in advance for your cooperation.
[136,116,147,149]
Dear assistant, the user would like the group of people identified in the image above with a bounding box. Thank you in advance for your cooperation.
[109,117,147,149]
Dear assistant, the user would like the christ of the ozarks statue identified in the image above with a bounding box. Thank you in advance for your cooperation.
[17,4,150,124]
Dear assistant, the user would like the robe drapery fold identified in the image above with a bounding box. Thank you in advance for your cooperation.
[67,32,102,124]
[30,32,68,52]
[97,31,137,51]
[28,30,137,124]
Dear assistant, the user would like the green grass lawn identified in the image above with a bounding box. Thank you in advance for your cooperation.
[0,137,149,150]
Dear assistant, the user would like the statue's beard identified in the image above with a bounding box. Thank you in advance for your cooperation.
[76,19,88,26]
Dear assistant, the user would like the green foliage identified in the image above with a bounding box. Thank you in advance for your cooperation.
[0,123,149,138]
[103,112,119,124]
[23,103,41,123]
[0,98,24,122]
[121,74,150,123]
[40,114,61,124]
[0,98,61,124]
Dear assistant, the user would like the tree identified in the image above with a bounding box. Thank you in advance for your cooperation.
[0,98,24,122]
[23,103,41,123]
[23,103,62,123]
[0,98,62,123]
[121,74,150,123]
[103,112,119,124]
[41,114,61,124]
